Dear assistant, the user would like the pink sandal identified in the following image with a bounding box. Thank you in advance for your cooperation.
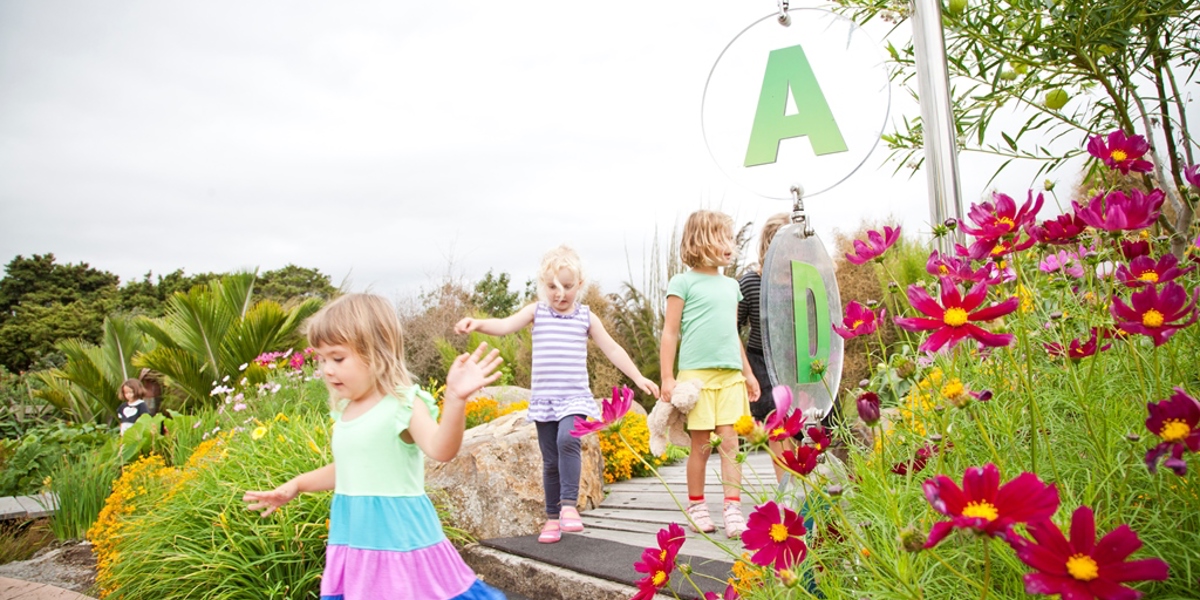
[723,502,747,539]
[559,506,584,532]
[686,502,716,533]
[538,520,561,544]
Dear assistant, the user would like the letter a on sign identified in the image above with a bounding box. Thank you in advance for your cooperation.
[744,44,848,167]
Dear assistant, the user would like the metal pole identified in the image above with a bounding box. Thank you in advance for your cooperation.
[910,0,963,250]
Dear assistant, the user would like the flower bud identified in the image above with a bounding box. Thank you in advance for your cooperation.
[900,527,927,552]
[810,359,827,376]
[826,485,844,497]
[1043,179,1055,191]
[1125,433,1141,443]
[896,359,917,379]
[943,218,958,231]
[678,563,693,575]
[778,568,799,588]
[929,433,943,443]
[856,391,881,426]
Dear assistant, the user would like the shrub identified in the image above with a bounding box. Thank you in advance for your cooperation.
[48,440,120,540]
[598,412,664,483]
[0,422,112,496]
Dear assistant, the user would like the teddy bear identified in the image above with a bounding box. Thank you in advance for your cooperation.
[647,379,703,456]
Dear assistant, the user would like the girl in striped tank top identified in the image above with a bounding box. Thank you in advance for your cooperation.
[454,245,659,543]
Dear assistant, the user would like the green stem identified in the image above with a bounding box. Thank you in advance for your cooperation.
[980,540,992,600]
[926,549,987,594]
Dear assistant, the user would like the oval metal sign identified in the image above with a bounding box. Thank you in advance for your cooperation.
[760,224,843,419]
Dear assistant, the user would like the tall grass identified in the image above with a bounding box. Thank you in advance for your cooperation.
[49,442,120,540]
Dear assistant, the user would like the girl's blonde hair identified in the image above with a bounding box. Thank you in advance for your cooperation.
[757,213,792,271]
[120,378,145,401]
[680,210,734,268]
[537,245,584,303]
[304,294,414,406]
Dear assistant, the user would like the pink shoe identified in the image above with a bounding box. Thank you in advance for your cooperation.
[723,502,747,539]
[538,520,561,544]
[686,502,716,533]
[560,506,584,532]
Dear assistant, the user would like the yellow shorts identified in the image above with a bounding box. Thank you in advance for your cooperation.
[680,368,750,431]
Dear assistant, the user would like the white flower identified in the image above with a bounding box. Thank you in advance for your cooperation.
[271,383,282,394]
[192,421,202,429]
[283,348,294,358]
[233,403,247,412]
[240,378,248,386]
[238,363,248,371]
[222,375,230,383]
[268,363,277,369]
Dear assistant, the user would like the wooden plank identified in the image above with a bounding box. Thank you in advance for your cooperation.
[0,497,26,520]
[17,493,57,518]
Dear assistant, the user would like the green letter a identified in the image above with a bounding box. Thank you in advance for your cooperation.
[744,44,847,167]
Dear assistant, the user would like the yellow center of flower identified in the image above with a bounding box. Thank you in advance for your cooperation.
[770,523,791,543]
[1138,271,1159,283]
[938,265,949,275]
[941,379,965,400]
[960,500,999,521]
[1066,553,1100,581]
[1161,419,1191,443]
[771,427,787,438]
[1110,149,1128,163]
[943,307,969,327]
[1142,309,1165,328]
[660,549,668,560]
[852,319,864,329]
[996,216,1015,230]
[652,571,667,586]
[734,415,755,436]
[991,244,1006,256]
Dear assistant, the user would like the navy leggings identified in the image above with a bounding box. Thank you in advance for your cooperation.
[535,415,583,518]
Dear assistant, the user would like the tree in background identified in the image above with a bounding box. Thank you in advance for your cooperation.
[469,269,523,317]
[117,269,221,316]
[837,0,1198,251]
[255,264,339,306]
[0,254,119,372]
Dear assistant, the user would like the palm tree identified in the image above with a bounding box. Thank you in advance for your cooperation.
[32,315,149,423]
[134,272,322,408]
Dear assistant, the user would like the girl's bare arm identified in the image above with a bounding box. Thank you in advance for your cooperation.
[454,303,536,336]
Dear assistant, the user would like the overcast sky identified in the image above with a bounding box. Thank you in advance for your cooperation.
[0,1,1157,303]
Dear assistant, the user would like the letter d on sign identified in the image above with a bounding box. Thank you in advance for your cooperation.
[791,261,831,384]
[744,44,848,167]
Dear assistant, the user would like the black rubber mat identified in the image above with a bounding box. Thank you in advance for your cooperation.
[480,533,733,599]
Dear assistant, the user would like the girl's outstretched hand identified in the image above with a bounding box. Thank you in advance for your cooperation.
[243,481,298,517]
[453,317,479,335]
[634,376,660,399]
[446,343,503,402]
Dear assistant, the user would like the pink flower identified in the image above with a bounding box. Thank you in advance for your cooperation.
[833,301,880,339]
[1086,130,1154,174]
[894,278,1019,353]
[1039,249,1085,279]
[1110,282,1199,346]
[1044,328,1112,361]
[704,584,739,600]
[776,446,819,475]
[923,463,1060,548]
[961,191,1044,242]
[1014,506,1169,599]
[845,225,901,265]
[743,501,808,572]
[1114,253,1194,288]
[571,386,633,437]
[926,251,991,284]
[1185,164,1200,189]
[1032,212,1087,245]
[1073,189,1165,232]
[1120,239,1151,260]
[1143,387,1200,476]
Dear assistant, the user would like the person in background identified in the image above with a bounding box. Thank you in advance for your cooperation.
[117,378,149,435]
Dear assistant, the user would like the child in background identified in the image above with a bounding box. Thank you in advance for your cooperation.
[244,294,507,600]
[660,210,761,539]
[738,212,796,481]
[454,245,659,544]
[117,379,149,435]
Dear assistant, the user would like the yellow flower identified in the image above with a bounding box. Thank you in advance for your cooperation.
[251,426,268,440]
[276,434,286,443]
[274,412,289,422]
[308,439,321,454]
[733,415,755,436]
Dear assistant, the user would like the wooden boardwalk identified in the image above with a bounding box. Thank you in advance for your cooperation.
[580,451,789,563]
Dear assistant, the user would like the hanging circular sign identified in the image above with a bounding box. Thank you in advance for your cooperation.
[702,9,890,199]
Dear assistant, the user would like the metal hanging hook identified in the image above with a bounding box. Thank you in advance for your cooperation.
[790,185,814,238]
[777,0,791,26]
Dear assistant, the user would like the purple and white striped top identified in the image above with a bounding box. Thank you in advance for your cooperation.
[528,302,600,423]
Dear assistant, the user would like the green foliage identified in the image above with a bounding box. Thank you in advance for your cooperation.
[436,328,531,389]
[0,422,113,496]
[469,269,522,317]
[31,315,151,424]
[0,367,54,439]
[837,0,1198,247]
[116,269,222,316]
[48,440,120,540]
[256,264,339,306]
[134,272,323,409]
[0,519,55,565]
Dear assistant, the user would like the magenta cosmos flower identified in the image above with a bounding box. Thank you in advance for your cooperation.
[891,442,947,476]
[1120,239,1151,260]
[764,386,805,441]
[845,225,901,265]
[1032,212,1087,245]
[632,522,686,599]
[1044,328,1112,361]
[961,191,1044,242]
[571,385,632,437]
[1073,189,1165,232]
[1110,282,1199,346]
[856,391,881,426]
[1087,130,1154,174]
[1185,164,1200,189]
[1014,506,1169,599]
[926,250,990,284]
[833,301,880,339]
[923,463,1060,548]
[776,446,819,476]
[742,501,808,572]
[703,585,739,600]
[894,278,1019,353]
[1039,249,1085,279]
[1115,253,1195,288]
[1144,387,1200,476]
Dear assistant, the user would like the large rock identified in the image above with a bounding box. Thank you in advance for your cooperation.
[425,410,604,540]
